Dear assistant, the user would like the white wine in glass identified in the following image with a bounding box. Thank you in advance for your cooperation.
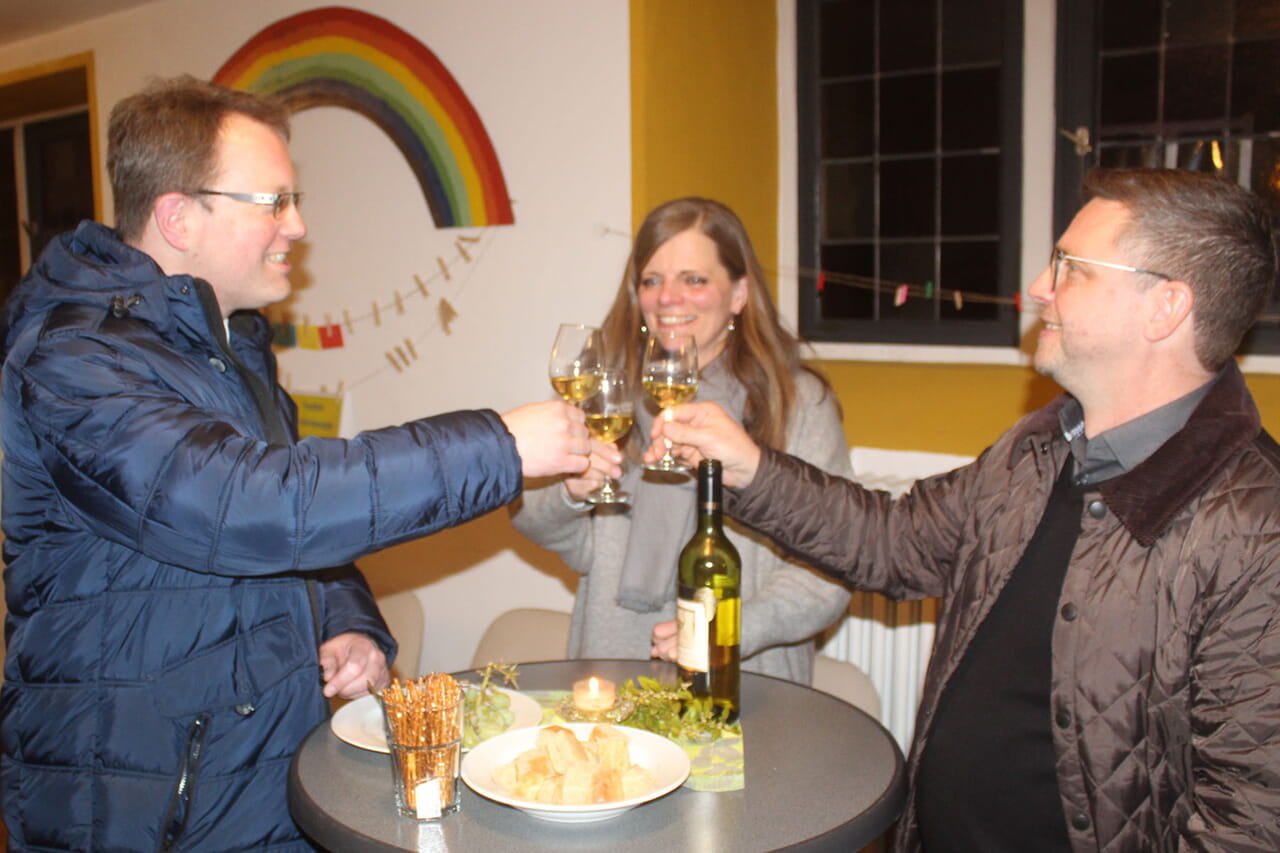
[581,369,634,505]
[548,324,601,404]
[642,331,698,472]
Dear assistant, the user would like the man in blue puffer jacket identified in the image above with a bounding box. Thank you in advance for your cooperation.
[0,76,589,851]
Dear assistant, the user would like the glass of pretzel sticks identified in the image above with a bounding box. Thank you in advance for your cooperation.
[378,672,465,819]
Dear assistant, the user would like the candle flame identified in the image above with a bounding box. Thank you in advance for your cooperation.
[588,676,600,696]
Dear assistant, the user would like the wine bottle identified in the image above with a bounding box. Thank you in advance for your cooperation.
[675,459,741,722]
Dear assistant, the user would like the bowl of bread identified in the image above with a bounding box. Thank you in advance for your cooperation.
[460,722,690,822]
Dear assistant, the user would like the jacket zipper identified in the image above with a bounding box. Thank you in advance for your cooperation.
[159,713,210,852]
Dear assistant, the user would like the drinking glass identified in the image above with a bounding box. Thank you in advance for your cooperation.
[548,324,601,405]
[642,332,698,472]
[581,369,634,504]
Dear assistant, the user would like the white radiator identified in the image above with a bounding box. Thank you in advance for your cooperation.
[819,447,974,749]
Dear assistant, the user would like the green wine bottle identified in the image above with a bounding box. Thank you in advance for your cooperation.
[675,459,741,722]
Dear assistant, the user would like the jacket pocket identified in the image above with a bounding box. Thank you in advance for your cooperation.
[158,712,210,853]
[151,613,311,718]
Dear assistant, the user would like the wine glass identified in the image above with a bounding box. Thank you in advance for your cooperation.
[581,369,634,504]
[642,331,698,472]
[548,324,601,405]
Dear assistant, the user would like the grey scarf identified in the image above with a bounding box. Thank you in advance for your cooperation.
[615,357,747,612]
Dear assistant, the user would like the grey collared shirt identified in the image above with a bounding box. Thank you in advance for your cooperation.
[1058,372,1221,486]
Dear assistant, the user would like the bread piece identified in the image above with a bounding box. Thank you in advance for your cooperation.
[589,725,631,774]
[537,725,590,775]
[534,775,564,803]
[622,764,656,799]
[560,761,594,805]
[591,766,624,803]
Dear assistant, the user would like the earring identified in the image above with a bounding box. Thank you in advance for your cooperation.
[728,315,737,332]
[640,323,648,335]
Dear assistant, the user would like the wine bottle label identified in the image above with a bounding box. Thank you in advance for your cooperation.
[676,588,717,673]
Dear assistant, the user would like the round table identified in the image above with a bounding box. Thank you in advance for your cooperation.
[289,659,906,852]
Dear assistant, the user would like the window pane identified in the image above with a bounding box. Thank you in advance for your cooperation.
[1232,38,1280,134]
[1166,0,1231,43]
[823,162,874,239]
[881,0,937,72]
[1097,143,1165,169]
[1236,0,1280,39]
[822,80,874,158]
[942,0,1003,64]
[880,242,936,322]
[1100,0,1163,50]
[0,128,18,303]
[942,66,1000,149]
[1099,51,1159,139]
[881,73,936,154]
[941,154,999,235]
[1165,44,1228,133]
[1171,138,1229,172]
[881,157,936,237]
[820,0,874,77]
[940,241,1000,321]
[819,243,875,319]
[1244,137,1280,217]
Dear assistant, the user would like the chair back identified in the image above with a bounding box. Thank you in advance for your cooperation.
[471,607,571,668]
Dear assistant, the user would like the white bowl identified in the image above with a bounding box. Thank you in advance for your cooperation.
[461,723,690,823]
[330,687,541,753]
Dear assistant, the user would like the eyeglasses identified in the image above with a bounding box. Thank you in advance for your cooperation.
[191,190,302,218]
[1050,249,1171,293]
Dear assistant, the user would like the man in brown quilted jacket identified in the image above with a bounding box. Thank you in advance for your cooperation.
[651,168,1280,852]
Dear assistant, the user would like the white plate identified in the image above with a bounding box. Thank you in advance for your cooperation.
[461,723,690,823]
[330,686,542,753]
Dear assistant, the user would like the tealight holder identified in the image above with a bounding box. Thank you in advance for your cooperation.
[558,676,635,722]
[556,695,636,723]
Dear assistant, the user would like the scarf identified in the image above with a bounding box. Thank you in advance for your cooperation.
[615,357,747,612]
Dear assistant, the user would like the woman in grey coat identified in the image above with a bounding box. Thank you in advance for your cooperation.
[511,198,851,684]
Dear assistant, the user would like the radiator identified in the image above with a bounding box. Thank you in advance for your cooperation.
[819,447,974,749]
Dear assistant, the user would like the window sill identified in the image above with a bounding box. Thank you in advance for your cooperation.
[807,341,1031,366]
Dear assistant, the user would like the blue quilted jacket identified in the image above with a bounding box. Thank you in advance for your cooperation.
[0,221,522,850]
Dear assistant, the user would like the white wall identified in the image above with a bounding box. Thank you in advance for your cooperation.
[0,0,631,672]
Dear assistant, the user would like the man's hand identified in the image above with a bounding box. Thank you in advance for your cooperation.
[501,400,591,478]
[643,401,762,488]
[319,631,390,699]
[562,439,625,502]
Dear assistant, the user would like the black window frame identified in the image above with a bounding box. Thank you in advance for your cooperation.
[1054,0,1280,356]
[796,0,1025,347]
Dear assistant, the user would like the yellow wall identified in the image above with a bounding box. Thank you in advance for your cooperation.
[633,1,1280,456]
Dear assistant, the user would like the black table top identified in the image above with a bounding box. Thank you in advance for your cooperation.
[289,658,906,852]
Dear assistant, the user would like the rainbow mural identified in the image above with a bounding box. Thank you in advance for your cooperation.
[213,6,514,228]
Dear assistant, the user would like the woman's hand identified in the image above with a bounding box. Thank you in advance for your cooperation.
[650,620,678,662]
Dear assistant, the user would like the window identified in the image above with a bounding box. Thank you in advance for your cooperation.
[796,0,1024,346]
[1,64,95,305]
[1055,0,1280,354]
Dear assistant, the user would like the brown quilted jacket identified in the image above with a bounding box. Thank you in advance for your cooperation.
[729,363,1280,852]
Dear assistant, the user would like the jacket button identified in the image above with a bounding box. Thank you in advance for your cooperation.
[235,702,256,716]
[1087,500,1106,518]
[1072,813,1091,831]
[1061,602,1078,621]
[1055,709,1071,729]
[209,357,227,373]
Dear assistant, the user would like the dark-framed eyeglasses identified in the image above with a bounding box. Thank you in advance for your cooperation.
[1050,249,1171,293]
[191,190,302,218]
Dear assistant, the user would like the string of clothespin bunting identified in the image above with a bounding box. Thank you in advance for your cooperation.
[804,267,1022,312]
[271,230,494,394]
[803,266,1280,326]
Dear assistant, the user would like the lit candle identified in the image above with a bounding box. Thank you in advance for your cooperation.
[572,676,616,712]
